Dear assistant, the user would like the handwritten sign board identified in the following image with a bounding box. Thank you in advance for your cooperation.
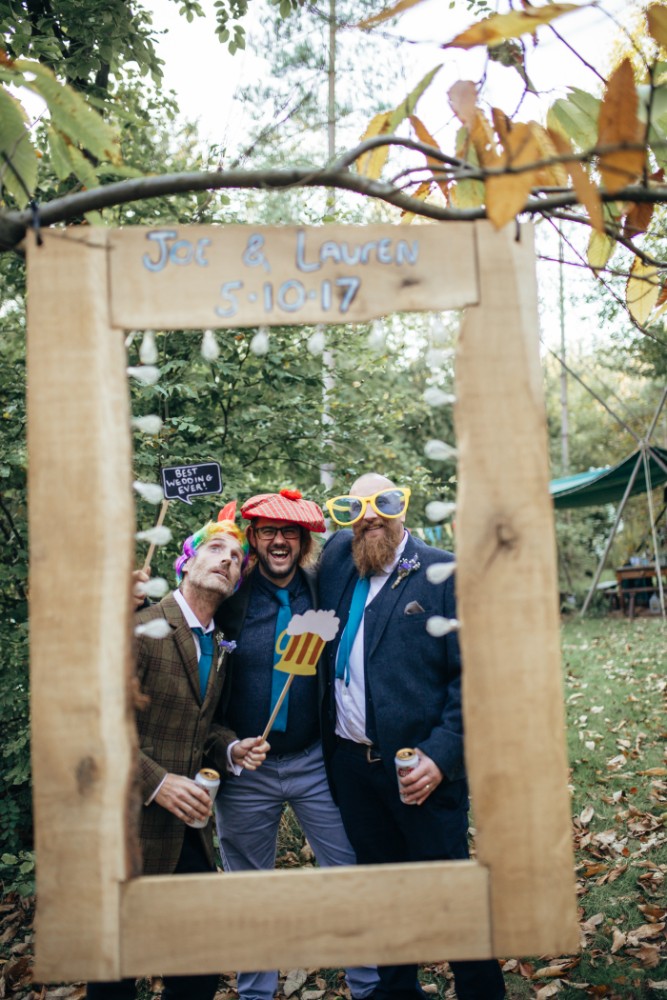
[161,462,222,505]
[109,223,479,329]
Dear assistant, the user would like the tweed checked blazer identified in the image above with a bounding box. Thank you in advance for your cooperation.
[135,592,236,875]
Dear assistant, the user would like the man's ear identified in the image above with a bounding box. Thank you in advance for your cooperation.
[246,524,256,549]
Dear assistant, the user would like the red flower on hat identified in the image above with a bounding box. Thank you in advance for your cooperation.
[280,488,302,501]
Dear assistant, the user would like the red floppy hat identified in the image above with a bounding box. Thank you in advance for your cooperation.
[240,488,326,533]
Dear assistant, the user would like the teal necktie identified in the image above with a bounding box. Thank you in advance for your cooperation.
[270,588,292,732]
[336,576,370,686]
[192,626,214,701]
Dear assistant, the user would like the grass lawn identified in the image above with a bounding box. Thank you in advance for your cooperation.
[1,617,665,999]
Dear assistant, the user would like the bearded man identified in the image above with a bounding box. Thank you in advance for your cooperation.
[318,473,506,1000]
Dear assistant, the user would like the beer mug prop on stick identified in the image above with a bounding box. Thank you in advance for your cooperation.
[262,609,339,740]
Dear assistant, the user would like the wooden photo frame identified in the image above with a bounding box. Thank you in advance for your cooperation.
[26,220,579,983]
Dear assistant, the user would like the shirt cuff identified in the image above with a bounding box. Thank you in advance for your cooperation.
[145,773,167,806]
[227,739,243,776]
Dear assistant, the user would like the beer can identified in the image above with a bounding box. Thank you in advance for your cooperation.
[395,748,420,804]
[187,767,220,828]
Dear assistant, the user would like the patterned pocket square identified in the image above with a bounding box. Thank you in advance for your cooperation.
[404,601,425,615]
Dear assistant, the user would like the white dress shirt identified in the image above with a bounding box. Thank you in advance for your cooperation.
[335,531,408,745]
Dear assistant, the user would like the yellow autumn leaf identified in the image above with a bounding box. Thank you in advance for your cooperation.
[400,180,432,224]
[598,58,645,194]
[450,127,486,209]
[357,0,427,30]
[356,110,393,178]
[626,255,660,326]
[486,122,541,228]
[410,114,448,197]
[442,4,583,51]
[587,230,616,270]
[528,122,568,187]
[547,127,603,231]
[647,4,667,49]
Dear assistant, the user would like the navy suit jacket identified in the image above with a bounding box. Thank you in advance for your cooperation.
[318,530,466,788]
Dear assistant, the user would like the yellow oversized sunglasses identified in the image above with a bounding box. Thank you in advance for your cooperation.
[326,487,411,527]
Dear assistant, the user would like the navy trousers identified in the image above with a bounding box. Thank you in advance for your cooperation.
[85,827,220,1000]
[330,741,506,1000]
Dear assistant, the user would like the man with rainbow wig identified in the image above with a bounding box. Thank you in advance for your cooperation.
[86,506,269,1000]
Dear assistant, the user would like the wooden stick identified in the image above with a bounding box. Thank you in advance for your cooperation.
[142,498,170,573]
[261,674,294,741]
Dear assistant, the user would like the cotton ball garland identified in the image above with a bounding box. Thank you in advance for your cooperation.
[135,618,172,640]
[426,562,457,585]
[139,330,158,365]
[425,616,460,637]
[425,500,456,522]
[127,365,160,386]
[250,327,270,356]
[133,481,165,504]
[131,415,163,435]
[136,525,172,546]
[201,329,220,361]
[424,439,457,461]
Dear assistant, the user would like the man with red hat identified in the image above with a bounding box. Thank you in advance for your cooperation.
[214,488,378,1000]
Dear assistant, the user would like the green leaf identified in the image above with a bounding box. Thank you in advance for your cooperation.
[47,127,76,181]
[0,87,38,207]
[1,853,17,864]
[14,58,121,165]
[547,87,600,151]
[387,65,442,134]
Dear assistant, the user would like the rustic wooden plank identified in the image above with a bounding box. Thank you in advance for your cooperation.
[454,221,580,956]
[108,223,479,329]
[27,229,137,981]
[120,861,491,976]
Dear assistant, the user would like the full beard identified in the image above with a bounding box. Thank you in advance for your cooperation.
[352,520,404,577]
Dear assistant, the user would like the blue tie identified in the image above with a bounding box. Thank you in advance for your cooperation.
[192,627,214,701]
[336,576,370,686]
[269,588,292,732]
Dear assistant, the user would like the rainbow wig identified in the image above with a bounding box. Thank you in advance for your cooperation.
[174,518,249,589]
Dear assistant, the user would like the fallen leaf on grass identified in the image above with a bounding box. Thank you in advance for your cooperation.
[580,912,605,936]
[579,805,595,825]
[535,981,562,998]
[533,959,579,978]
[283,969,308,997]
[610,927,627,953]
[626,921,665,944]
[648,980,667,990]
[625,942,662,968]
[422,986,438,995]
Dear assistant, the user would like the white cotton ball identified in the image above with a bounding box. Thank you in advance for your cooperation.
[425,348,452,369]
[250,329,270,356]
[308,328,326,356]
[133,481,165,504]
[426,615,460,637]
[135,618,171,640]
[201,329,220,361]
[131,414,163,435]
[430,316,449,347]
[424,439,457,461]
[425,500,456,523]
[426,562,457,585]
[423,386,456,408]
[127,365,160,386]
[134,577,170,599]
[367,320,386,351]
[136,525,172,546]
[139,330,158,365]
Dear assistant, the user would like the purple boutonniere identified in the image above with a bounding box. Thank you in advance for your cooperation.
[391,555,421,589]
[214,631,237,670]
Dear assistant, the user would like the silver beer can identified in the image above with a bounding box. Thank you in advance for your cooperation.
[187,767,220,828]
[395,747,419,804]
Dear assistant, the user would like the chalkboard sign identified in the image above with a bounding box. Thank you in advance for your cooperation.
[161,462,223,505]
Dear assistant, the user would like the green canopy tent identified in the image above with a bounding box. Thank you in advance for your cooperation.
[549,427,667,615]
[550,446,667,509]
